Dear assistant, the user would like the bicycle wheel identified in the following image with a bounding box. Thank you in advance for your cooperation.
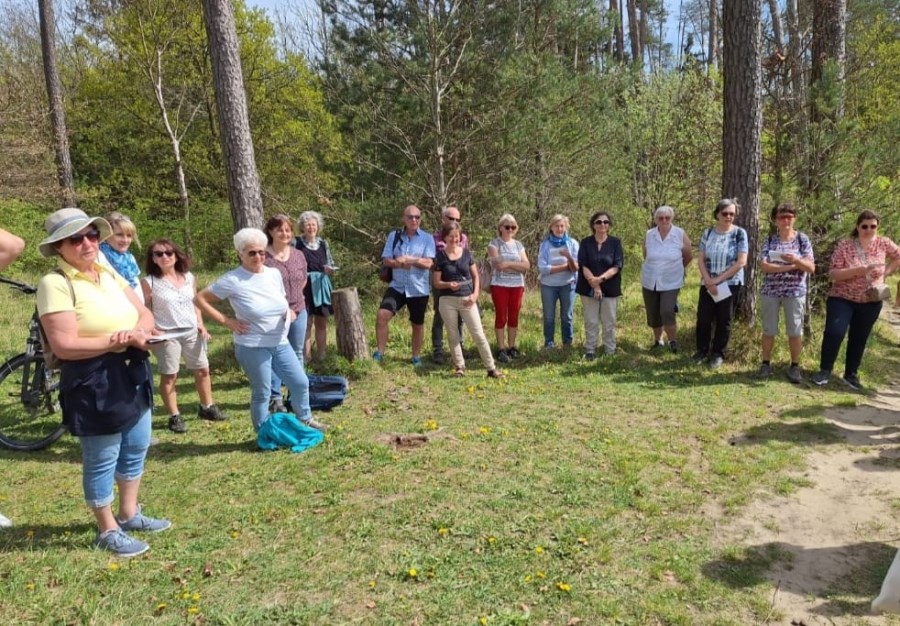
[0,353,66,451]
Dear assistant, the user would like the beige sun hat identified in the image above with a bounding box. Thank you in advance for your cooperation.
[39,208,112,258]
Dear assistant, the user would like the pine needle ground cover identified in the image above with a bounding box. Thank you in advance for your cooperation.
[1,284,899,625]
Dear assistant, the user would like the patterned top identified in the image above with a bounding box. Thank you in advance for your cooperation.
[760,232,814,298]
[434,248,475,297]
[265,248,307,313]
[828,237,900,303]
[145,272,198,330]
[433,229,469,252]
[488,238,526,288]
[699,226,749,286]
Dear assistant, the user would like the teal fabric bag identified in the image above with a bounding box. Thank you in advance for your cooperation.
[257,412,324,453]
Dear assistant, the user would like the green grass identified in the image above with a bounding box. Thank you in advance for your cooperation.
[1,270,899,624]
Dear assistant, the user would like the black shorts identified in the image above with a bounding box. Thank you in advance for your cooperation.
[379,288,429,325]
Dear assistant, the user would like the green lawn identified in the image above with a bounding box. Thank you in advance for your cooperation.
[1,273,899,625]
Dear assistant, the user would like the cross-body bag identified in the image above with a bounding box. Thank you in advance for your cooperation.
[853,239,891,302]
[379,229,404,283]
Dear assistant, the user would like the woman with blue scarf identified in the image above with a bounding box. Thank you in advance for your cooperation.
[537,215,580,349]
[100,212,144,303]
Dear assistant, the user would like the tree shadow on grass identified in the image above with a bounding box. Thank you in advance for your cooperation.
[703,541,893,621]
[0,521,95,553]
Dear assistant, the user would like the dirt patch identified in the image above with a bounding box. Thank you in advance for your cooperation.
[375,428,457,449]
[712,307,900,625]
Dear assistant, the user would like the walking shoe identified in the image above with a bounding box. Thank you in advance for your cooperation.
[811,370,830,386]
[757,363,772,379]
[268,398,287,414]
[487,369,505,379]
[543,341,556,350]
[649,340,665,351]
[508,347,521,359]
[167,414,187,433]
[302,417,329,432]
[497,349,510,363]
[411,356,422,367]
[431,350,447,364]
[691,351,708,364]
[841,373,863,391]
[0,512,11,528]
[583,352,596,361]
[198,404,228,421]
[786,364,803,384]
[709,355,724,369]
[668,341,678,354]
[372,351,383,363]
[454,368,466,377]
[117,504,172,533]
[94,528,149,558]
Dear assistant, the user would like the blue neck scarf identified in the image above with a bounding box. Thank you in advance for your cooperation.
[100,241,140,287]
[547,232,569,248]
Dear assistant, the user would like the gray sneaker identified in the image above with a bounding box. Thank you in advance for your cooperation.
[302,417,329,432]
[199,404,228,421]
[811,370,830,386]
[117,505,172,533]
[709,355,724,369]
[757,363,772,379]
[841,373,863,391]
[786,364,803,384]
[95,528,149,558]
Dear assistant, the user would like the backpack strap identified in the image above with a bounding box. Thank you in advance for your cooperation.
[54,268,76,307]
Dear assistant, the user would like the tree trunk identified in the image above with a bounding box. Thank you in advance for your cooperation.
[610,0,624,61]
[767,0,784,55]
[707,0,718,70]
[785,0,803,99]
[722,0,762,324]
[201,0,264,232]
[333,287,370,361]
[626,0,641,66]
[37,0,75,207]
[811,0,846,123]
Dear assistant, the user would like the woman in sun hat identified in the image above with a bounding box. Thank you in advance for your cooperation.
[37,208,169,558]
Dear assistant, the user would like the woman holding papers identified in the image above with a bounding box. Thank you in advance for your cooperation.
[142,239,227,433]
[693,199,748,369]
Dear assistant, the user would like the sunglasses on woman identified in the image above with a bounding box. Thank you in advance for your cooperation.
[153,250,175,258]
[859,224,878,231]
[67,229,101,245]
[594,219,610,225]
[503,225,517,231]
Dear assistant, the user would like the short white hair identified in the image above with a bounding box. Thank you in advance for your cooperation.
[654,205,675,220]
[298,211,324,232]
[233,228,267,253]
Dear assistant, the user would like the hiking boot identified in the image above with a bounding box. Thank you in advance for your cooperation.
[668,341,678,354]
[757,363,772,379]
[268,398,287,414]
[198,404,228,421]
[431,350,447,364]
[302,417,329,432]
[94,528,149,558]
[841,373,863,391]
[709,355,724,369]
[786,364,803,384]
[167,414,187,433]
[811,370,830,386]
[117,505,172,533]
[508,347,521,359]
[497,349,510,363]
[691,351,707,364]
[583,352,596,361]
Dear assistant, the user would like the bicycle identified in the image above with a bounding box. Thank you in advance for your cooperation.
[0,275,66,451]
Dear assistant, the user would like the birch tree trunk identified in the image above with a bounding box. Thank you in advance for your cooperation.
[38,0,75,207]
[201,0,264,231]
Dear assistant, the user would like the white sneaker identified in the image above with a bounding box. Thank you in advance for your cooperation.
[0,512,12,528]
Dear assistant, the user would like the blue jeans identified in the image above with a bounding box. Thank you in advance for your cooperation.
[235,342,311,431]
[540,282,575,345]
[79,408,152,509]
[271,310,308,401]
[819,296,883,376]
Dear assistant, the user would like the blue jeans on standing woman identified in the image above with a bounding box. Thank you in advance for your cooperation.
[818,296,883,376]
[235,342,311,431]
[540,282,575,346]
[270,309,307,403]
[80,408,152,509]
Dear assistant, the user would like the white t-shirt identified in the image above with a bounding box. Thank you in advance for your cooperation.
[208,266,289,347]
[641,226,686,291]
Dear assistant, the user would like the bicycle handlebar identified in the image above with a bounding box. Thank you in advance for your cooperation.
[0,275,37,295]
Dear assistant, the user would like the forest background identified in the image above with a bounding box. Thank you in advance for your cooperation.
[0,0,897,309]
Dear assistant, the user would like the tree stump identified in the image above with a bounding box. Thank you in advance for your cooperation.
[333,287,370,361]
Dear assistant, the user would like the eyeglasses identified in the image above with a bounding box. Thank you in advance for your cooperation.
[406,214,422,221]
[153,250,175,258]
[244,249,266,257]
[719,212,736,218]
[594,219,610,225]
[503,225,518,231]
[859,224,878,231]
[446,217,460,222]
[776,214,795,220]
[656,216,671,221]
[66,229,101,245]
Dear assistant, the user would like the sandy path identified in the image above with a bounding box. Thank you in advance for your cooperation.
[715,305,900,625]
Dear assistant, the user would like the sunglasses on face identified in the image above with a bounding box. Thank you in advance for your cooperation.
[406,214,422,221]
[719,212,736,218]
[503,225,518,231]
[656,216,671,221]
[67,229,101,245]
[859,224,878,231]
[244,249,266,257]
[594,219,610,225]
[153,250,175,258]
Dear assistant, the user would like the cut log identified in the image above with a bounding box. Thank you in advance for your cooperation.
[333,287,370,361]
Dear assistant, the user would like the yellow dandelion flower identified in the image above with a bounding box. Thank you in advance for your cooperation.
[536,571,546,579]
[182,591,190,600]
[25,582,35,591]
[479,617,488,626]
[479,426,490,434]
[423,419,439,431]
[438,527,449,537]
[487,536,496,544]
[156,603,167,611]
[557,581,571,592]
[524,575,533,583]
[534,545,544,554]
[577,536,589,545]
[187,607,199,614]
[192,592,200,601]
[407,568,418,578]
[368,580,377,589]
[230,530,240,538]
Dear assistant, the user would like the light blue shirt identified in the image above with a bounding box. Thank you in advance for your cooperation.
[208,266,290,348]
[382,228,436,297]
[538,237,580,287]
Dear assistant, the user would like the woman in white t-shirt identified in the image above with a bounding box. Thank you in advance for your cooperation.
[488,214,530,363]
[641,206,692,353]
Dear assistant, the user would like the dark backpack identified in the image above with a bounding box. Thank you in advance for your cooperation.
[38,269,75,370]
[378,228,404,283]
